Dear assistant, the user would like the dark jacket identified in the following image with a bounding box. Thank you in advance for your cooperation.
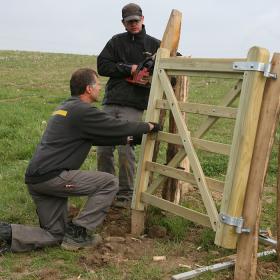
[25,96,150,184]
[97,26,160,110]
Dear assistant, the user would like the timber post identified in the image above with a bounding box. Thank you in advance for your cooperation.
[152,9,182,200]
[215,46,270,249]
[234,53,280,279]
[131,48,170,236]
[131,9,181,236]
[278,133,280,264]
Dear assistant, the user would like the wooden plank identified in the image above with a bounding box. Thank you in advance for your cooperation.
[157,131,231,155]
[194,80,242,138]
[166,70,244,79]
[147,149,187,194]
[131,48,170,236]
[146,161,224,193]
[141,192,212,228]
[192,137,231,156]
[156,100,237,119]
[163,76,190,203]
[159,69,219,230]
[159,57,246,73]
[234,53,280,280]
[215,46,270,249]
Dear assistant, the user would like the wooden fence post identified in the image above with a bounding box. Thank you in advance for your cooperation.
[131,48,170,235]
[277,136,280,264]
[152,10,183,202]
[131,9,181,236]
[234,53,280,279]
[215,46,270,249]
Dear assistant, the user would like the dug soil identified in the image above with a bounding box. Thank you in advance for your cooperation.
[69,203,279,280]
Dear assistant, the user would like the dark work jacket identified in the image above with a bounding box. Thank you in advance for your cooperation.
[25,96,150,184]
[97,26,160,110]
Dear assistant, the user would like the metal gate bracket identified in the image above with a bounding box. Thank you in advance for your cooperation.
[219,213,250,234]
[233,62,277,79]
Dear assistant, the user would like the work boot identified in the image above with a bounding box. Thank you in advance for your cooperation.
[61,222,102,251]
[0,222,12,243]
[114,191,133,208]
[0,241,11,255]
[0,222,12,255]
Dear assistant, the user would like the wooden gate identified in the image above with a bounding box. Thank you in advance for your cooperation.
[131,46,271,249]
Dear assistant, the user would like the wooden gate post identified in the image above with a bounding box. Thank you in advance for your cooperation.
[131,9,181,236]
[234,53,280,279]
[131,48,170,236]
[215,46,270,249]
[152,9,182,196]
[277,134,280,264]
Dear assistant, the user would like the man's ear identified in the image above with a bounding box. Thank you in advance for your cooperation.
[85,85,92,93]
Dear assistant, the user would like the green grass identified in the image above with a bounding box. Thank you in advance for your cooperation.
[0,50,279,279]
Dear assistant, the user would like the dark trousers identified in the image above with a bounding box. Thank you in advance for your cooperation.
[97,105,143,193]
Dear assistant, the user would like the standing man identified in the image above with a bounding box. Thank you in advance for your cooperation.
[97,3,160,203]
[0,68,160,253]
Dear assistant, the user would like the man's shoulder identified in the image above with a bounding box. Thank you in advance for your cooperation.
[58,97,92,116]
[111,32,128,40]
[145,33,161,44]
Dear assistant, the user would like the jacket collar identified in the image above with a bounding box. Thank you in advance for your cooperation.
[127,25,146,41]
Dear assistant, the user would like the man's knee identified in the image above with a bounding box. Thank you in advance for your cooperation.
[103,174,119,193]
[110,176,119,194]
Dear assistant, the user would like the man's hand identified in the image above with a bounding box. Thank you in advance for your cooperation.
[148,122,162,133]
[131,64,138,75]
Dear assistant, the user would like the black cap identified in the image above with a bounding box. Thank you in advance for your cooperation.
[122,3,142,22]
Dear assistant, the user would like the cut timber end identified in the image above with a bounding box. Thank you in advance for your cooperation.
[160,9,182,56]
[131,209,145,236]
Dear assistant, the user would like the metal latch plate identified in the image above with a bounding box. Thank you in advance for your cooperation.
[233,62,277,79]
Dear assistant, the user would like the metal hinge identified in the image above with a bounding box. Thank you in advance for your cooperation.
[219,213,250,234]
[233,62,277,79]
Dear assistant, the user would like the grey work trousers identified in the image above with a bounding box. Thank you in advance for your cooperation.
[97,105,143,193]
[11,170,118,252]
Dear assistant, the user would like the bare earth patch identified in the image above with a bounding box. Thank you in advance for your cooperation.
[80,204,278,280]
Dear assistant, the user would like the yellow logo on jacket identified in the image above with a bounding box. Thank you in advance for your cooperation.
[52,110,68,117]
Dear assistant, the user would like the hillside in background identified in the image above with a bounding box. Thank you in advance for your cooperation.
[0,50,279,280]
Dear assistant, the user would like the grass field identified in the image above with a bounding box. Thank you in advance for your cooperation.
[0,50,279,279]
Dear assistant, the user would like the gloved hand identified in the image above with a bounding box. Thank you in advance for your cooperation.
[148,122,163,133]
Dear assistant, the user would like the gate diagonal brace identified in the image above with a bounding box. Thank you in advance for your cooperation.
[233,62,277,79]
[219,213,250,234]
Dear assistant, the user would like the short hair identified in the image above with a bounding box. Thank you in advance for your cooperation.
[70,68,98,96]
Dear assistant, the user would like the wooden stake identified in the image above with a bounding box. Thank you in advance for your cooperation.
[215,46,270,249]
[234,53,280,279]
[160,10,191,204]
[131,48,170,236]
[277,116,280,264]
[131,209,145,236]
[131,10,182,236]
[152,9,182,186]
[160,10,182,56]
